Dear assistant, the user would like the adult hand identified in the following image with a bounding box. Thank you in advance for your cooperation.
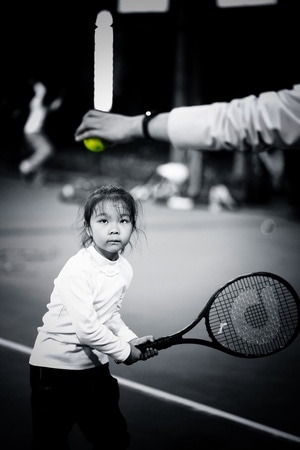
[74,109,143,145]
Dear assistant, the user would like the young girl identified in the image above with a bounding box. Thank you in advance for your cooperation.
[29,185,157,450]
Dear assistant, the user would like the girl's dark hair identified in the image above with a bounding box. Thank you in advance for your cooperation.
[79,185,143,249]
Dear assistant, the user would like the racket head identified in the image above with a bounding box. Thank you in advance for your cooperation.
[205,272,300,358]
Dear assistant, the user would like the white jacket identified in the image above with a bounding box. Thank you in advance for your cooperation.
[29,246,137,369]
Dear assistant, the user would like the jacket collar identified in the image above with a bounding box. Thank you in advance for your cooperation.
[87,245,120,277]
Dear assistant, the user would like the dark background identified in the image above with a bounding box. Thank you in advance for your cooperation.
[1,0,299,208]
[1,0,298,143]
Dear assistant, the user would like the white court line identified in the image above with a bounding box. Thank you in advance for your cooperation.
[1,337,300,445]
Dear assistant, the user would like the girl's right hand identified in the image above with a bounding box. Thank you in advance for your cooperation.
[123,340,158,365]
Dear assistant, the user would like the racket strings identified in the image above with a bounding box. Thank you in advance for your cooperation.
[207,275,299,357]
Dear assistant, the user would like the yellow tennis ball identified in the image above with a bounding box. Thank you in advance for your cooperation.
[83,138,107,152]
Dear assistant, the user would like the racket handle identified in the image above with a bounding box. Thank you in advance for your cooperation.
[136,336,173,353]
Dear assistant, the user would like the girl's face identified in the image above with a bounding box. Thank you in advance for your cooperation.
[89,200,133,261]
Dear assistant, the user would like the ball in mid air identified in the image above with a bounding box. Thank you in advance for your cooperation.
[260,218,276,234]
[83,138,107,152]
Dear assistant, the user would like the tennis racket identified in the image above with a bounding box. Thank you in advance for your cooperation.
[137,272,300,358]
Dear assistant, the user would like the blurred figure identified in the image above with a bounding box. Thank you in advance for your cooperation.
[130,162,190,205]
[208,184,238,213]
[19,80,63,179]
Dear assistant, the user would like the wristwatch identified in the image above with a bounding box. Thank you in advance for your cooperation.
[142,110,159,140]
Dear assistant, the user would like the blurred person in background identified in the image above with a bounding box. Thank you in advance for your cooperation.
[19,79,63,181]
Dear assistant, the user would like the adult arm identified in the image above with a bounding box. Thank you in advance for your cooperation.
[75,84,300,152]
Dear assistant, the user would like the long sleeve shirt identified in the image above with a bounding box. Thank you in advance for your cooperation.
[29,245,137,370]
[168,84,300,153]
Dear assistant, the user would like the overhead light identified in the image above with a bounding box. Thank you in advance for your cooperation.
[118,0,169,13]
[217,0,277,7]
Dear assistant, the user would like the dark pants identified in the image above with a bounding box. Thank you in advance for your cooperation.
[30,364,130,450]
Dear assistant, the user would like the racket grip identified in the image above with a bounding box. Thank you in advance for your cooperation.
[136,336,173,353]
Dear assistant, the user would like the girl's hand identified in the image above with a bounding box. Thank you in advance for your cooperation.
[133,335,159,360]
[123,336,158,365]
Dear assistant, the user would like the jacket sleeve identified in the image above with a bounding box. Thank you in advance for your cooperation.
[104,290,138,343]
[168,84,300,153]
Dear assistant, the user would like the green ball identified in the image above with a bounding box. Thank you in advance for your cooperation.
[83,138,107,152]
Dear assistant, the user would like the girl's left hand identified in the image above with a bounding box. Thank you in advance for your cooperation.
[131,336,158,360]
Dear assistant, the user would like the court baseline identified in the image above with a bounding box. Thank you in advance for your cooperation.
[1,337,299,445]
